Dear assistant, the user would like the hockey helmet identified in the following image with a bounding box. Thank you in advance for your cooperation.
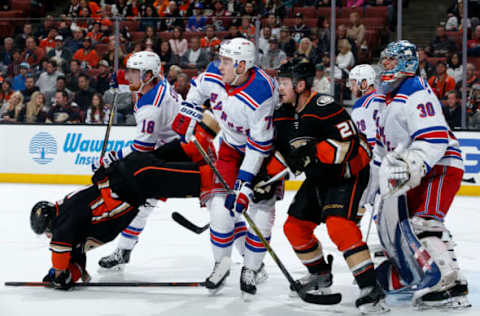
[293,60,316,90]
[219,37,256,70]
[30,201,56,235]
[126,51,162,90]
[348,64,376,92]
[380,40,418,84]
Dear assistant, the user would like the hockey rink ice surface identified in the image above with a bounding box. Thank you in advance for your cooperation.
[1,183,479,316]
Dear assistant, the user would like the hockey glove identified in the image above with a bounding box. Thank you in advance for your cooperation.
[42,267,55,283]
[52,270,74,290]
[172,101,204,142]
[91,150,118,172]
[379,148,426,198]
[287,142,317,175]
[225,179,253,217]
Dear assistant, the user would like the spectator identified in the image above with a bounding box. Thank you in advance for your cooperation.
[169,27,188,60]
[73,37,100,69]
[224,24,242,40]
[0,78,13,110]
[126,0,141,17]
[0,37,14,70]
[113,0,129,16]
[14,23,33,51]
[322,54,343,80]
[66,60,82,92]
[264,0,286,20]
[316,16,330,54]
[295,37,316,63]
[239,16,256,39]
[336,39,355,70]
[39,28,58,53]
[200,25,221,50]
[25,91,48,123]
[47,35,73,73]
[45,76,73,108]
[46,90,80,123]
[468,84,480,129]
[291,12,310,43]
[447,52,463,83]
[144,26,160,51]
[22,37,46,67]
[174,72,190,100]
[347,12,366,48]
[210,0,232,31]
[1,91,25,122]
[242,1,257,16]
[57,17,73,40]
[187,3,207,32]
[264,14,280,38]
[426,26,457,57]
[65,0,80,17]
[85,93,110,124]
[279,26,296,58]
[336,24,357,60]
[158,40,175,73]
[455,63,480,96]
[181,37,210,70]
[36,59,64,94]
[74,73,94,116]
[12,62,30,92]
[417,47,435,80]
[102,38,126,69]
[86,22,104,44]
[468,25,480,57]
[428,61,456,100]
[65,28,84,53]
[443,90,462,129]
[6,49,22,78]
[95,60,111,94]
[167,64,182,85]
[22,75,39,103]
[161,1,184,31]
[260,38,286,70]
[35,15,56,39]
[312,63,331,94]
[347,0,364,7]
[32,57,50,81]
[258,26,272,55]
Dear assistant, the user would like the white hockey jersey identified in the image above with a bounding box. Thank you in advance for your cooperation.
[351,89,380,150]
[118,78,180,159]
[373,76,463,173]
[186,61,278,181]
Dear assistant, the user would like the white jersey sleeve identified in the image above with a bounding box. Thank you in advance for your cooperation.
[185,73,210,106]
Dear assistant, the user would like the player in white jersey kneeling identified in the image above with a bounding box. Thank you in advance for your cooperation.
[366,40,470,310]
[172,38,280,299]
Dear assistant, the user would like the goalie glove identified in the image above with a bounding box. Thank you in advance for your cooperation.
[379,147,426,198]
[172,101,204,142]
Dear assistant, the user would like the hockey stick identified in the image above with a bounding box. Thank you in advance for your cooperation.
[5,281,205,287]
[172,211,209,234]
[100,87,118,158]
[192,137,342,305]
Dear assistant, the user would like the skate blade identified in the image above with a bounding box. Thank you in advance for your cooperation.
[97,264,126,274]
[207,281,226,296]
[241,291,255,302]
[358,301,390,314]
[414,295,472,311]
[289,287,331,298]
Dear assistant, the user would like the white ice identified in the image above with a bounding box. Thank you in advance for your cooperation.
[0,183,478,316]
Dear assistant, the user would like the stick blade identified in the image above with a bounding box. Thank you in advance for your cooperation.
[300,292,342,305]
[171,211,209,234]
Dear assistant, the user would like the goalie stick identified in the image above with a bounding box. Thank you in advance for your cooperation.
[172,211,209,234]
[192,137,342,305]
[5,281,206,287]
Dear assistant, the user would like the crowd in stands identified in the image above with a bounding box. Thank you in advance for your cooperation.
[0,0,478,129]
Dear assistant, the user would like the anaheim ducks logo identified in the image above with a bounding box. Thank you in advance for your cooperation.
[316,95,334,106]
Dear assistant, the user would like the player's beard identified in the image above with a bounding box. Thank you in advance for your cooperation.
[129,82,141,91]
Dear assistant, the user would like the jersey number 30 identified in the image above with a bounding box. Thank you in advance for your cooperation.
[417,102,435,118]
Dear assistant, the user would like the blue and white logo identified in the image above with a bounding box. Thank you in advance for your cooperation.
[29,132,57,165]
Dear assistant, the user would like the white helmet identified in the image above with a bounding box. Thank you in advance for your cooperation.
[348,64,376,93]
[219,37,256,71]
[126,51,162,90]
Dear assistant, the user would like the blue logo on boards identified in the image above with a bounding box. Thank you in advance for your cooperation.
[29,132,57,165]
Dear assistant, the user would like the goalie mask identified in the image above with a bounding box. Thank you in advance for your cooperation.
[30,201,56,235]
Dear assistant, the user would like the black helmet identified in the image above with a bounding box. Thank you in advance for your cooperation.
[30,201,56,234]
[293,60,316,89]
[278,61,296,79]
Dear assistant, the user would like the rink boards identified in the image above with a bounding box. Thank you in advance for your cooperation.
[0,124,478,196]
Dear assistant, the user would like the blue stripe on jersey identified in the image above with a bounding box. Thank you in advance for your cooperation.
[134,139,156,147]
[234,94,257,111]
[373,160,381,167]
[135,81,165,110]
[417,138,449,144]
[153,80,167,107]
[238,170,255,183]
[411,126,448,139]
[190,79,197,87]
[393,98,406,103]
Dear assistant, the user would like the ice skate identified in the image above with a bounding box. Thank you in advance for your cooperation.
[414,282,471,310]
[355,283,390,314]
[98,248,131,271]
[205,257,231,295]
[255,263,268,284]
[240,266,258,301]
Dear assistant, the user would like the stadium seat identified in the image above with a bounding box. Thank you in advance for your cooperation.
[317,7,339,18]
[215,31,230,40]
[10,0,30,14]
[468,57,480,72]
[338,7,363,18]
[364,6,388,18]
[293,7,317,19]
[0,21,14,37]
[184,31,206,41]
[426,57,447,65]
[446,31,462,50]
[95,43,109,59]
[120,20,139,32]
[157,31,174,41]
